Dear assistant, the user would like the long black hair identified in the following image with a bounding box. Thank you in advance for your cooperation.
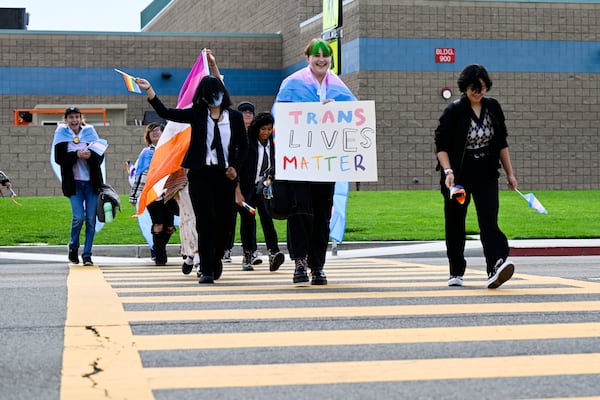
[192,75,232,111]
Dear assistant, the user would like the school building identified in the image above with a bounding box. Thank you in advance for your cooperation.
[0,0,598,196]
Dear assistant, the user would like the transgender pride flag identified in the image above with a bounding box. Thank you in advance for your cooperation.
[136,50,209,215]
[516,189,548,214]
[275,66,357,243]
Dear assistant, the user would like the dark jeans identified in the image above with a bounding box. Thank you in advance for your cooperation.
[68,180,98,257]
[239,191,280,254]
[286,182,334,270]
[188,167,236,276]
[442,159,509,276]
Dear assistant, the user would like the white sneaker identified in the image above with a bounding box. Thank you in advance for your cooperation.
[222,249,232,263]
[250,250,263,266]
[487,259,515,289]
[448,276,463,286]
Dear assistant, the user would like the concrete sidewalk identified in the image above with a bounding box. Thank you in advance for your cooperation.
[1,239,600,263]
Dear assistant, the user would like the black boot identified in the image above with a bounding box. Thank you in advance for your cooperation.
[242,250,254,271]
[152,231,167,266]
[293,258,309,284]
[310,269,327,285]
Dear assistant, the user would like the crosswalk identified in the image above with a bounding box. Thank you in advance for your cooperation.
[61,257,600,399]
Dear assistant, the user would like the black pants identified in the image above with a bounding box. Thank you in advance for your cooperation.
[239,191,280,254]
[188,167,236,276]
[147,197,178,228]
[286,182,334,270]
[442,159,509,276]
[225,210,238,251]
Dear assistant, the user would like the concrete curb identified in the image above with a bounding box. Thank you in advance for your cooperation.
[1,239,600,259]
[509,246,600,256]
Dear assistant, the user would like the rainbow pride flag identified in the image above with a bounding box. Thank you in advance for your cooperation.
[114,68,142,94]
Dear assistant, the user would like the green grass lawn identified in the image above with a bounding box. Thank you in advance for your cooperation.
[0,190,598,246]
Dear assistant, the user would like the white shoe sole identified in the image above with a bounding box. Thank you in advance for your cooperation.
[448,277,463,286]
[487,261,515,289]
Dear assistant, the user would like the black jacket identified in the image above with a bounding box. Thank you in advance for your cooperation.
[239,135,276,200]
[54,142,104,197]
[434,95,509,180]
[148,96,248,173]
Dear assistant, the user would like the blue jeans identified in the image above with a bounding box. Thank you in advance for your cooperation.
[69,180,98,257]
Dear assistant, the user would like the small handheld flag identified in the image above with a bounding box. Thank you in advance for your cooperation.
[515,189,548,214]
[449,185,466,204]
[9,189,21,205]
[0,187,21,205]
[114,68,142,94]
[242,201,256,215]
[87,139,109,156]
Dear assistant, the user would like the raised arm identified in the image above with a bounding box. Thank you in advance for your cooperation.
[206,49,224,82]
[135,77,156,100]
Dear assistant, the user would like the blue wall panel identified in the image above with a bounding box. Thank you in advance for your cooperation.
[1,37,598,96]
[0,67,282,97]
[346,38,600,74]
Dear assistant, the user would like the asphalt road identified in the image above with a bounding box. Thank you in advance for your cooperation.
[1,248,599,400]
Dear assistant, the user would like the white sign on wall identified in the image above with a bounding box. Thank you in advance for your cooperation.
[273,100,378,182]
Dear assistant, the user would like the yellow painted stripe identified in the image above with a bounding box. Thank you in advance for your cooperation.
[110,279,572,293]
[105,276,459,285]
[134,322,600,351]
[144,353,600,390]
[534,398,600,400]
[104,270,449,280]
[120,286,600,303]
[125,301,600,322]
[60,265,152,400]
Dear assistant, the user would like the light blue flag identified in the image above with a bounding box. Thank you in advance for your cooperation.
[516,189,548,214]
[275,66,357,244]
[329,181,349,243]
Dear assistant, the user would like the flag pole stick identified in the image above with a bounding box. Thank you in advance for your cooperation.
[514,189,528,200]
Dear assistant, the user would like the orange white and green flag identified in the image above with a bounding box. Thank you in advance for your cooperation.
[136,49,209,216]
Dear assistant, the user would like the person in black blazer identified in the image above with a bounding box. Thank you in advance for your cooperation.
[435,64,518,289]
[135,74,248,284]
[237,112,284,272]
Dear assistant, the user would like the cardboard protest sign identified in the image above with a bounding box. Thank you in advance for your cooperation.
[273,100,377,182]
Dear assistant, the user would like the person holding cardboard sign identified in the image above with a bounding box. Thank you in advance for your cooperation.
[274,38,357,286]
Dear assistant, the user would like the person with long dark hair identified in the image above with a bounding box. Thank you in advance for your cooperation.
[135,72,248,284]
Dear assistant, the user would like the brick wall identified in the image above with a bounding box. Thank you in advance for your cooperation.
[0,125,150,197]
[1,0,599,195]
[143,0,600,190]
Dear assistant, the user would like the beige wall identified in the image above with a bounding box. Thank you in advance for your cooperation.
[1,0,599,195]
[1,126,147,197]
[144,0,600,190]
